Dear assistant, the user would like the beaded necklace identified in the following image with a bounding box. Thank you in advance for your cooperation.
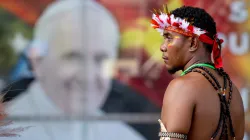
[182,63,235,139]
[181,63,215,76]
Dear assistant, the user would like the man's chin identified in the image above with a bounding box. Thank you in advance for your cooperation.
[167,69,177,74]
[166,66,179,75]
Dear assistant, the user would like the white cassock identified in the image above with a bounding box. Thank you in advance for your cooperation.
[3,81,145,140]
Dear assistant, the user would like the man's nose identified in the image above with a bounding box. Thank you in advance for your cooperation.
[160,43,167,52]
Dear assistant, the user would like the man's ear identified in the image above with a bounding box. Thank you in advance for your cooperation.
[189,36,199,52]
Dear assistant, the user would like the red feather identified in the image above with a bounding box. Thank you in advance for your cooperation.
[152,25,160,29]
[172,22,179,27]
[187,25,194,32]
[151,19,159,26]
[167,18,171,24]
[156,15,163,24]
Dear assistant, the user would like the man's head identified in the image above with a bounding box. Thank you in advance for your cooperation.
[152,6,219,74]
[28,1,119,114]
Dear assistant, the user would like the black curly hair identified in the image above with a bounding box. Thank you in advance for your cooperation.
[170,6,217,53]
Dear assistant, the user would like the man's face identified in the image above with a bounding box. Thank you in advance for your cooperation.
[160,30,191,74]
[33,23,117,115]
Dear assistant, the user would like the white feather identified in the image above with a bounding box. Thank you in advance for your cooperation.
[170,14,176,25]
[193,27,206,36]
[152,14,206,37]
[180,20,190,31]
[152,16,163,28]
[159,13,169,27]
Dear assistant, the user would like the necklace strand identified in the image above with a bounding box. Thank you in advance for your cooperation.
[183,63,235,139]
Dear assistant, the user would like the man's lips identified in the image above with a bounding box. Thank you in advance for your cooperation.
[162,56,168,63]
[162,56,168,60]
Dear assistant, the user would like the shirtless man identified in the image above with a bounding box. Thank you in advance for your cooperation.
[151,5,245,139]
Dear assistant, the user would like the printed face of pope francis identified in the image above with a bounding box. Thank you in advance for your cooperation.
[30,2,119,115]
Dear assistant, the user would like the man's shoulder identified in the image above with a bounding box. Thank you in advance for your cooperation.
[166,74,202,96]
[163,73,208,105]
[162,77,197,108]
[161,75,197,134]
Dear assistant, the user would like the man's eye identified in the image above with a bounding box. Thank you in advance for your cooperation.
[164,36,172,40]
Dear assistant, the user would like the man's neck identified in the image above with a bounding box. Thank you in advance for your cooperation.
[183,56,212,71]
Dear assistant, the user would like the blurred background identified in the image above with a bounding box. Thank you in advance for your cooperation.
[0,0,249,139]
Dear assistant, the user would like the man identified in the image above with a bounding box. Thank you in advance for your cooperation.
[151,5,245,139]
[4,1,145,140]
